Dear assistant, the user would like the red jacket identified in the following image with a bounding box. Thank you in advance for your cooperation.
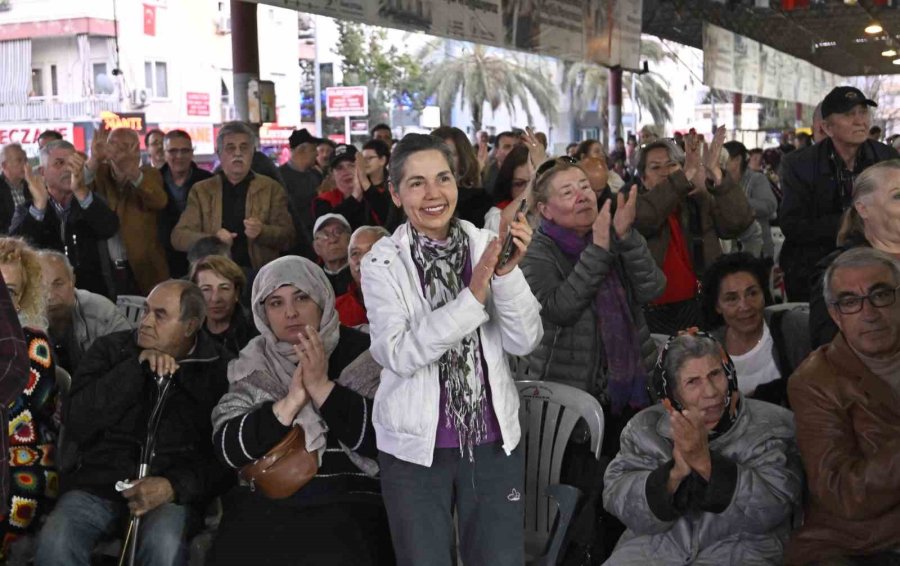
[335,282,367,328]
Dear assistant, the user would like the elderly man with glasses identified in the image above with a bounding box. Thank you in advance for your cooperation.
[786,246,900,565]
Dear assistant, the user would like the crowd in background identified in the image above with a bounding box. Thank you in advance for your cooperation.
[0,83,898,565]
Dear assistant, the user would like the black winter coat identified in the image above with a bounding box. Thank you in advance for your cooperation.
[62,330,235,507]
[159,163,213,278]
[0,174,30,235]
[10,195,119,299]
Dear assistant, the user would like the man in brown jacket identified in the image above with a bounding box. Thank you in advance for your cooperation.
[786,247,900,565]
[634,130,754,334]
[171,121,294,276]
[87,127,169,296]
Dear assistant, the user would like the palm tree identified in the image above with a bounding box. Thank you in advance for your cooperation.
[562,40,674,130]
[422,43,557,132]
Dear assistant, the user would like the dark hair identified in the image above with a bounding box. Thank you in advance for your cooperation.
[371,123,392,137]
[431,126,480,189]
[388,134,456,190]
[177,281,207,326]
[700,252,773,329]
[144,128,165,147]
[748,148,763,157]
[795,132,813,148]
[870,125,883,136]
[565,142,578,152]
[187,236,232,264]
[318,139,336,149]
[496,131,517,145]
[493,145,530,205]
[163,129,191,145]
[637,139,684,176]
[723,141,749,175]
[363,139,390,160]
[575,139,602,161]
[189,254,246,298]
[37,130,63,142]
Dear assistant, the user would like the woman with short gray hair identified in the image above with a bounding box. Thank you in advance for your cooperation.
[602,330,803,565]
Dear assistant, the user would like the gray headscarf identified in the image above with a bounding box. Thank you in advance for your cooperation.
[213,256,339,458]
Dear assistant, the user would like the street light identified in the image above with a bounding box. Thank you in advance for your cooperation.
[865,23,883,34]
[883,49,898,57]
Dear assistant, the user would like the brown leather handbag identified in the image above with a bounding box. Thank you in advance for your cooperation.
[238,425,318,499]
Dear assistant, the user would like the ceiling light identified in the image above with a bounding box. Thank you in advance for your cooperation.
[866,23,883,34]
[884,49,898,57]
[893,58,900,65]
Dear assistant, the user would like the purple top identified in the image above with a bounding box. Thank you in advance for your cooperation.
[414,244,501,449]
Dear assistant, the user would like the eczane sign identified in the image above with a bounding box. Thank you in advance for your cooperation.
[0,123,73,156]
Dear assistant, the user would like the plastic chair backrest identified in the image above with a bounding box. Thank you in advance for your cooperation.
[517,381,604,554]
[116,295,146,328]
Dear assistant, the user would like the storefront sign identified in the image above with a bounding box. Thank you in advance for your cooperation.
[0,122,74,157]
[186,92,211,116]
[100,111,146,133]
[157,122,215,155]
[325,86,368,118]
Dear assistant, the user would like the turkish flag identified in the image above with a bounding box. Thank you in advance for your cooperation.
[143,4,156,36]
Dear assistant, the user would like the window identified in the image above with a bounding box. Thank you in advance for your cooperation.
[144,61,168,98]
[50,64,58,96]
[31,68,43,97]
[92,62,108,90]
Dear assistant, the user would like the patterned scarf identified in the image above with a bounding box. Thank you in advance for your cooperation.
[409,220,486,461]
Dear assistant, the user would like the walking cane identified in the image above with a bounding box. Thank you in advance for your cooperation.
[118,372,175,566]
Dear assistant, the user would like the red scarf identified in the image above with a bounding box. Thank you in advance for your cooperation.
[653,213,698,305]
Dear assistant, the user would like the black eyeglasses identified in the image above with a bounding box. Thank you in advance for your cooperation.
[535,155,578,178]
[830,284,900,315]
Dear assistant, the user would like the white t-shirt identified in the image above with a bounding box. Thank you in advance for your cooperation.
[730,323,781,396]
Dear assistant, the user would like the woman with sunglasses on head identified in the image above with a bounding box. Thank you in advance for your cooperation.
[602,331,802,565]
[520,156,665,454]
[634,127,755,336]
[361,133,542,566]
[808,160,900,349]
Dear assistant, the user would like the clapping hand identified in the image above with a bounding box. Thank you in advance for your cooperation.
[613,187,637,239]
[23,163,49,211]
[294,326,332,407]
[244,217,263,240]
[665,402,712,481]
[702,125,726,187]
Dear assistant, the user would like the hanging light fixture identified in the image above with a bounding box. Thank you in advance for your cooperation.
[865,23,884,34]
[883,49,898,57]
[893,57,900,65]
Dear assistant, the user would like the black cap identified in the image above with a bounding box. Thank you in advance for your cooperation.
[288,128,324,149]
[330,144,357,168]
[821,86,877,119]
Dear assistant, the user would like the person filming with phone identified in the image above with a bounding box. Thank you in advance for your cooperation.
[361,133,543,565]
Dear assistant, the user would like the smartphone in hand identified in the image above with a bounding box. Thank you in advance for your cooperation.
[498,199,529,269]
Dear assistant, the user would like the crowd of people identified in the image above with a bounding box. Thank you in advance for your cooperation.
[0,83,897,566]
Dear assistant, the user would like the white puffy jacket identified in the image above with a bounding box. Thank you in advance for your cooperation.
[361,220,543,467]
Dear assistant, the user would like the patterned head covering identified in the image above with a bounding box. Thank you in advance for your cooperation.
[650,328,740,438]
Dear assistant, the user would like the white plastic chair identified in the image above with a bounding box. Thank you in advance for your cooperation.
[116,295,146,328]
[517,380,604,566]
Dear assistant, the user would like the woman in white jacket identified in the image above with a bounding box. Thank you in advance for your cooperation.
[361,133,543,566]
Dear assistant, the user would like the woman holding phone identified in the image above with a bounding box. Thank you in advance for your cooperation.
[361,134,543,566]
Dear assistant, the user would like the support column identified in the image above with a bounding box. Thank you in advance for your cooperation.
[608,66,623,148]
[231,1,259,124]
[733,93,742,132]
[795,102,804,128]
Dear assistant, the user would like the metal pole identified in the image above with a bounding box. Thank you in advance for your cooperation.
[345,116,351,144]
[313,15,322,135]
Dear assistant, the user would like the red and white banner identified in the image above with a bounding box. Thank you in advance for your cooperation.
[325,86,368,118]
[0,122,73,156]
[186,92,210,116]
[143,4,156,36]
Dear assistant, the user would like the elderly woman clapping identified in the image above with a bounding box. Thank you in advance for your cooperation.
[361,134,543,565]
[208,256,392,565]
[602,331,803,565]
